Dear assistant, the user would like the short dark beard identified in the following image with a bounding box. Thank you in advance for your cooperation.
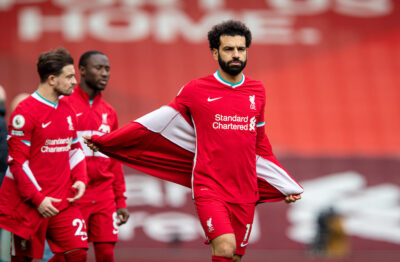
[218,53,247,76]
[85,79,103,92]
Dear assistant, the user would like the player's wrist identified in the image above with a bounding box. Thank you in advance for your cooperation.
[75,179,88,186]
[32,192,46,207]
[115,198,127,209]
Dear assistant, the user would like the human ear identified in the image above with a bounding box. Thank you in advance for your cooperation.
[212,48,218,61]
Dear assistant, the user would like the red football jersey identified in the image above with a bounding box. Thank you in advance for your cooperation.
[89,72,303,205]
[63,85,126,208]
[0,92,87,239]
[171,72,269,203]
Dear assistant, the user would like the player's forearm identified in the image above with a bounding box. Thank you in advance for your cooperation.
[8,163,45,206]
[111,160,126,207]
[113,182,127,209]
[70,160,88,186]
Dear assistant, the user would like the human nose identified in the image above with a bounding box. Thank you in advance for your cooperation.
[232,48,240,58]
[101,68,109,77]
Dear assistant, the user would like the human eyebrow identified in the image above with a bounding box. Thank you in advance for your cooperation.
[223,46,234,50]
[94,64,110,71]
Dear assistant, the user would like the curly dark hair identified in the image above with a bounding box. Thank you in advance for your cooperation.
[37,47,74,83]
[207,20,252,50]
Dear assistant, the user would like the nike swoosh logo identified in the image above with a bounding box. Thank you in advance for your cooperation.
[240,242,248,247]
[207,97,222,102]
[76,113,83,117]
[42,121,51,128]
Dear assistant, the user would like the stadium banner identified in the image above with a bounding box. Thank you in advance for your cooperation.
[1,1,400,259]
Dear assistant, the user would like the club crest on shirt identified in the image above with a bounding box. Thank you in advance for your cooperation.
[20,239,28,250]
[67,116,74,131]
[98,113,110,133]
[12,114,25,129]
[207,217,214,232]
[249,95,256,110]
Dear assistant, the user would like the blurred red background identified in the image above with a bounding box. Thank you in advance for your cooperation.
[1,0,399,261]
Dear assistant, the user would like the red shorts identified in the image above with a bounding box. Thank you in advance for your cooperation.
[77,199,119,243]
[11,205,88,258]
[194,197,256,256]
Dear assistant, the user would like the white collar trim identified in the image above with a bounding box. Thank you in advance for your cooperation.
[213,70,245,88]
[32,91,58,108]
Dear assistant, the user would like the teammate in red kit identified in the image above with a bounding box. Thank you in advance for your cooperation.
[0,47,88,261]
[85,21,303,262]
[61,51,129,262]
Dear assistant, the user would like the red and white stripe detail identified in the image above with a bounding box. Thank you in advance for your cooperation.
[135,106,303,196]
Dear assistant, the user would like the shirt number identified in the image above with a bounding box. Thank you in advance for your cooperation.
[73,218,88,241]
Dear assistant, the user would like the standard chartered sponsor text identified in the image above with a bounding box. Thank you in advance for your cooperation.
[45,137,72,145]
[213,114,250,131]
[41,137,72,152]
[215,114,248,122]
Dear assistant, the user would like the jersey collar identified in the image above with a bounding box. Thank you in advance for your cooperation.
[32,91,58,108]
[213,70,245,88]
[75,84,102,106]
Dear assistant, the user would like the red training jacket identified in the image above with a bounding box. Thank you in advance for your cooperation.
[63,85,126,208]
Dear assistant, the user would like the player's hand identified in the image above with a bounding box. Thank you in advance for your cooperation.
[67,181,86,203]
[285,194,302,204]
[116,208,130,226]
[83,135,99,152]
[37,197,61,218]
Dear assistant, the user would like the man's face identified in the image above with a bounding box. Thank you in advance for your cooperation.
[54,64,77,96]
[214,35,247,76]
[80,54,110,91]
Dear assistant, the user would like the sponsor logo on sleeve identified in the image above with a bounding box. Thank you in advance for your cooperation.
[11,130,24,136]
[12,115,25,129]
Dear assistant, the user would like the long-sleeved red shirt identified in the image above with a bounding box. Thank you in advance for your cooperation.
[63,85,126,208]
[0,92,87,239]
[91,73,303,204]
